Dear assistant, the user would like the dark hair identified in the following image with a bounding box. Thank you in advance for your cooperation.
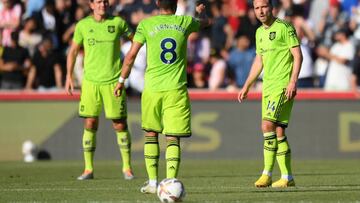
[157,0,178,12]
[10,31,19,42]
[253,0,273,7]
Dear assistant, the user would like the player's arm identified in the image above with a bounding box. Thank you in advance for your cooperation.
[238,54,263,103]
[65,41,81,95]
[114,41,143,97]
[286,45,303,100]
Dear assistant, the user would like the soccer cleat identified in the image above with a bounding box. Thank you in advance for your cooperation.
[123,169,134,180]
[271,178,295,188]
[254,175,272,187]
[77,170,94,180]
[140,181,157,194]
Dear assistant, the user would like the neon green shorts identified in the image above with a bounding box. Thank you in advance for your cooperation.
[141,86,191,137]
[79,80,127,119]
[262,88,294,127]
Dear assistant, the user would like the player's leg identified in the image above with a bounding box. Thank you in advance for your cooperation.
[141,131,160,194]
[272,99,295,187]
[272,126,295,187]
[103,82,134,179]
[255,90,287,187]
[78,80,102,180]
[140,89,162,194]
[78,117,98,180]
[163,86,191,179]
[112,119,133,180]
[165,136,181,178]
[254,120,277,187]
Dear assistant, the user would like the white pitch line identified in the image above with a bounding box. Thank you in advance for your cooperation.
[1,185,359,192]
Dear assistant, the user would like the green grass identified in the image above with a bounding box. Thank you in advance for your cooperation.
[0,160,359,203]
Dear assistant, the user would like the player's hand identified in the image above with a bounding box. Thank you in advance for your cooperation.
[195,2,206,14]
[114,82,124,97]
[65,75,74,96]
[238,87,249,103]
[285,82,297,100]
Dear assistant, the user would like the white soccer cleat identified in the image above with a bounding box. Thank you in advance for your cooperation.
[77,171,94,180]
[140,181,157,194]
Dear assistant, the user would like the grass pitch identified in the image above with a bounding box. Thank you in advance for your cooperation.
[0,160,359,203]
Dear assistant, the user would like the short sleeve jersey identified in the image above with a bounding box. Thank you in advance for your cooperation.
[133,15,200,91]
[255,18,300,93]
[73,15,131,84]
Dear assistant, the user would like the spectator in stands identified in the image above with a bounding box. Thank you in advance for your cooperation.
[287,5,315,88]
[189,63,207,89]
[209,2,233,53]
[208,49,227,90]
[0,0,22,46]
[26,37,63,91]
[23,0,45,19]
[0,31,32,90]
[227,34,255,88]
[351,47,360,97]
[318,28,355,91]
[33,0,60,49]
[236,6,261,47]
[19,17,43,57]
[121,39,147,94]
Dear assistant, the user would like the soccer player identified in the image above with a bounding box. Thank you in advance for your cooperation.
[238,0,303,188]
[114,0,209,194]
[65,0,134,180]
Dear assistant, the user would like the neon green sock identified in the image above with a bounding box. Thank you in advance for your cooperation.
[263,132,277,174]
[144,136,159,180]
[166,138,180,178]
[276,136,292,176]
[83,129,96,172]
[116,130,132,171]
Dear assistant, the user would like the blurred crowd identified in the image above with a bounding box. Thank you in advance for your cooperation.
[1,0,360,95]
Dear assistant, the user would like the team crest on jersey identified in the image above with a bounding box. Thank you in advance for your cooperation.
[269,32,276,40]
[108,25,115,33]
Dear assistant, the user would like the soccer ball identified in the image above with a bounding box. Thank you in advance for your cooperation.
[157,178,186,203]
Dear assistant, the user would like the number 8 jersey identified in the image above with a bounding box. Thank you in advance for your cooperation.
[133,15,200,91]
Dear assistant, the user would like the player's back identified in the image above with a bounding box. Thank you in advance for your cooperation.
[134,15,200,91]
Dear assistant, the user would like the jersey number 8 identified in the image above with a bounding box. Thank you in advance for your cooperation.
[160,38,177,64]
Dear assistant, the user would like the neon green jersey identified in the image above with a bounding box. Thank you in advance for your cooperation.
[134,15,200,91]
[73,15,131,84]
[255,18,300,93]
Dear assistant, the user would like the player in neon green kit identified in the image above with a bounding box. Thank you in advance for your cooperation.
[238,0,303,188]
[114,0,209,194]
[65,0,134,180]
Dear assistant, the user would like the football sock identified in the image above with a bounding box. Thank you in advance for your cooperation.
[263,132,277,174]
[149,179,157,187]
[83,129,96,172]
[166,138,180,178]
[276,136,292,179]
[116,130,132,171]
[144,136,159,181]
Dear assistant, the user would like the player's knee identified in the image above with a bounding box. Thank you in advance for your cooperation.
[166,135,179,142]
[112,119,127,131]
[261,121,275,132]
[84,118,98,130]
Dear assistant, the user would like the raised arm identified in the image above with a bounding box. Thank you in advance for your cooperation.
[195,2,210,28]
[114,41,143,97]
[65,41,81,95]
[238,54,263,102]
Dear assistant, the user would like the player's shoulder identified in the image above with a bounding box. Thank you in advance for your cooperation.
[77,15,93,24]
[274,18,294,29]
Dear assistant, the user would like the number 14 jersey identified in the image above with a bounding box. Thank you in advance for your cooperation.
[133,15,200,91]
